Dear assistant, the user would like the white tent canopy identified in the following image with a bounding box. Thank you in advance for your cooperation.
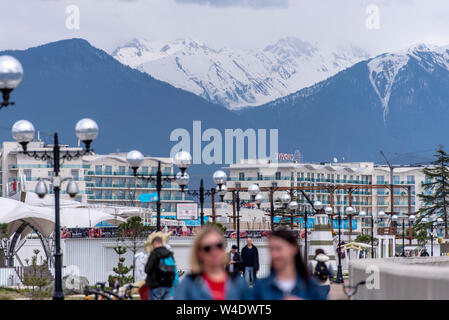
[0,196,125,238]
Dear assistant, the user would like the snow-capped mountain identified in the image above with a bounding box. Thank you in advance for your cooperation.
[367,43,449,124]
[241,42,449,162]
[112,37,370,109]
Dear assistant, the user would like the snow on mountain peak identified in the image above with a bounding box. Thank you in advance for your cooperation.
[367,43,449,125]
[112,37,370,109]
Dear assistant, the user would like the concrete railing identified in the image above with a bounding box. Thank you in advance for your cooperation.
[349,256,449,299]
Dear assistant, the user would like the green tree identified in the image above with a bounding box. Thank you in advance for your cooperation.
[117,216,150,282]
[22,249,52,299]
[417,147,449,237]
[355,234,378,244]
[108,244,133,287]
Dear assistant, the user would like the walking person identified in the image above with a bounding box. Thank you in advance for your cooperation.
[144,236,177,300]
[241,237,259,286]
[227,245,243,277]
[174,225,249,300]
[308,249,335,297]
[252,229,327,300]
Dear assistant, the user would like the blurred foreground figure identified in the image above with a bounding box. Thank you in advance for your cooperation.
[252,229,327,300]
[174,225,249,300]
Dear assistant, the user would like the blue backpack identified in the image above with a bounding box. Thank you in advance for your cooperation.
[157,255,177,287]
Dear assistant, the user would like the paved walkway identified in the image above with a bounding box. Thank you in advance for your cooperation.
[328,280,349,300]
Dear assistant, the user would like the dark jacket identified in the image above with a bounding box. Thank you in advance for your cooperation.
[226,251,243,274]
[145,246,174,288]
[174,273,250,300]
[241,245,259,275]
[252,271,328,300]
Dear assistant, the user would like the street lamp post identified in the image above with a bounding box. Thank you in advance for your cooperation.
[12,118,99,300]
[230,183,260,252]
[215,171,259,252]
[126,150,192,231]
[392,214,416,256]
[359,211,376,258]
[335,209,343,283]
[420,217,444,256]
[184,179,216,226]
[0,55,23,107]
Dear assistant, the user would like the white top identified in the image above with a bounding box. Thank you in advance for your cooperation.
[275,278,296,295]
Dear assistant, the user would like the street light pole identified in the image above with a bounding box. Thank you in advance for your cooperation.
[52,133,63,300]
[402,219,405,257]
[336,210,344,283]
[12,118,99,300]
[127,150,192,231]
[0,55,23,107]
[371,215,374,258]
[236,191,241,252]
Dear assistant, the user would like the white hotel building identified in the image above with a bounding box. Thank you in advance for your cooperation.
[223,159,429,235]
[0,141,192,216]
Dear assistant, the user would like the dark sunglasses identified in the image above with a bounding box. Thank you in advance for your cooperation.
[201,242,224,253]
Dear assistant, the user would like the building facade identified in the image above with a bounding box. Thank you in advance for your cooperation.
[0,141,192,216]
[223,159,428,236]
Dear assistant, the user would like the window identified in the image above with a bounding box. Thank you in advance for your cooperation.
[95,165,102,173]
[236,183,241,188]
[407,175,415,184]
[257,172,263,180]
[393,175,400,184]
[239,172,245,180]
[119,166,125,174]
[142,166,149,173]
[24,169,32,180]
[377,176,384,184]
[275,172,281,180]
[71,170,79,180]
[105,166,112,173]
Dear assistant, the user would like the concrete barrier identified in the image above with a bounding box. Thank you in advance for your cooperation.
[349,256,449,299]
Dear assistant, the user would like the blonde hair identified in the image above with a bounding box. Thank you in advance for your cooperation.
[190,225,227,274]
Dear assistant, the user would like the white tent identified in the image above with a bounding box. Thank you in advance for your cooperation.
[0,196,125,238]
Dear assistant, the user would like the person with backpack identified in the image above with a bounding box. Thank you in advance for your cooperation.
[144,236,177,300]
[308,249,335,297]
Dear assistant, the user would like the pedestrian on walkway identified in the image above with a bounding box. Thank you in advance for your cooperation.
[308,249,334,297]
[174,225,249,300]
[241,237,259,286]
[145,236,177,300]
[252,229,327,300]
[227,245,243,277]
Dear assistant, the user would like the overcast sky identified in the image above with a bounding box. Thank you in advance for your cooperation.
[1,0,449,56]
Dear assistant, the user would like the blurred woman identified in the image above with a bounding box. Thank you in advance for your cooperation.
[174,225,249,300]
[252,229,327,300]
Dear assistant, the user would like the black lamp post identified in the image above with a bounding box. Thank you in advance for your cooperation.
[0,55,23,108]
[126,150,192,232]
[335,209,344,283]
[184,179,216,226]
[12,118,99,300]
[392,214,416,257]
[359,211,376,258]
[230,182,260,253]
[420,216,443,256]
